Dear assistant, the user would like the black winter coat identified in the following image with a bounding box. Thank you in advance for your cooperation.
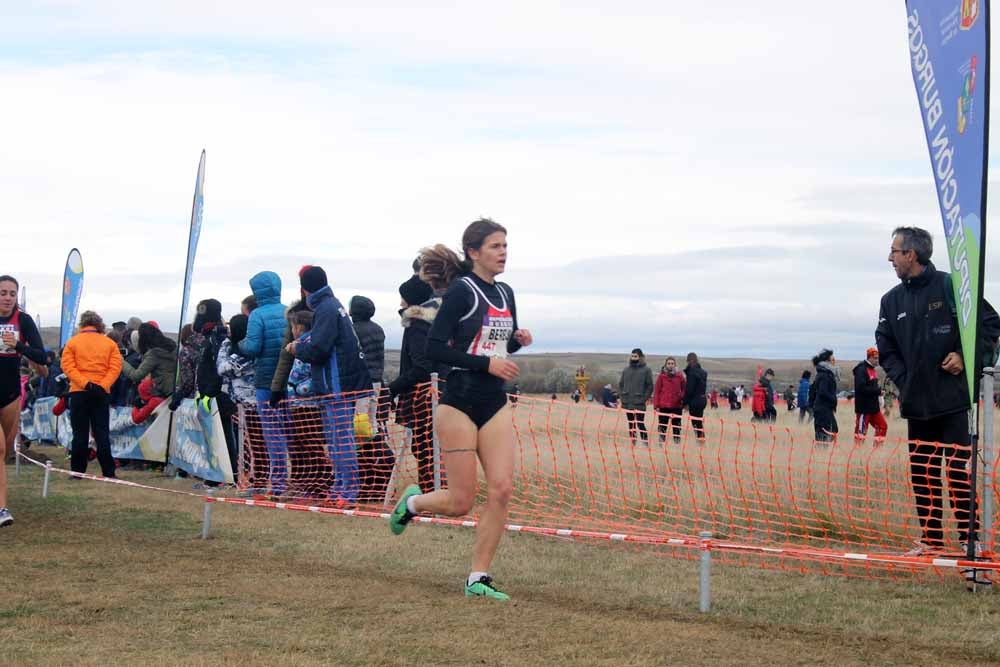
[852,361,881,415]
[350,296,386,385]
[389,301,449,427]
[683,363,708,410]
[812,364,838,413]
[876,263,1000,420]
[758,376,775,412]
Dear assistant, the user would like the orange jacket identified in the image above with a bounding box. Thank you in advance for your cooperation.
[61,327,123,393]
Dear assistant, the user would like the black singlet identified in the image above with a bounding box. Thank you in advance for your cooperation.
[427,273,521,395]
[0,308,46,407]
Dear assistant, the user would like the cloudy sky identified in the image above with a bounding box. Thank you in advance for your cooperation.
[1,2,997,357]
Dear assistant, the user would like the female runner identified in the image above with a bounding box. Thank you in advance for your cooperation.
[389,219,531,600]
[0,275,47,527]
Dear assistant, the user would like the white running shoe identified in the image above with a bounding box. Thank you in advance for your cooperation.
[903,540,941,557]
[0,508,13,528]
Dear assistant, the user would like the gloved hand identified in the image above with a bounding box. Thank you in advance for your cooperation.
[168,391,184,412]
[85,382,107,398]
[269,389,286,408]
[196,394,214,414]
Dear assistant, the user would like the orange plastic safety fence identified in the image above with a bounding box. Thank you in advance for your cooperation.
[237,384,1000,581]
[238,384,436,506]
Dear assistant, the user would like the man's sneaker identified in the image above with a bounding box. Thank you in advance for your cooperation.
[0,508,12,528]
[903,540,943,557]
[389,484,421,536]
[465,575,510,600]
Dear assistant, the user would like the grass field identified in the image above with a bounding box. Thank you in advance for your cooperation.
[5,419,1000,666]
[504,394,1000,561]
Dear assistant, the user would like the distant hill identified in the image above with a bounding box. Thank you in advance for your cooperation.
[42,327,859,391]
[383,350,862,392]
[38,326,177,351]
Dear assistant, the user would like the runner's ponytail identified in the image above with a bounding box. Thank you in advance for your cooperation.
[419,244,463,291]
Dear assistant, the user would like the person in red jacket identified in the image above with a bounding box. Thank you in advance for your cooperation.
[653,357,686,444]
[131,377,165,424]
[853,347,888,445]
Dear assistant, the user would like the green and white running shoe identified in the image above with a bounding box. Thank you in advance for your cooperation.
[389,484,421,535]
[465,575,510,601]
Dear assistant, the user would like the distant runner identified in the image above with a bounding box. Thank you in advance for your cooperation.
[0,275,47,527]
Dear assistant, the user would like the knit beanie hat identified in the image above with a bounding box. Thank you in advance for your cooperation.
[399,274,433,307]
[194,298,223,331]
[300,266,328,294]
[197,299,222,322]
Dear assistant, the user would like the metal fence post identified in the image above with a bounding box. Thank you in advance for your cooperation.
[237,403,246,488]
[42,460,52,498]
[201,489,214,539]
[13,442,19,477]
[983,368,996,551]
[369,382,381,430]
[431,372,441,492]
[699,531,712,613]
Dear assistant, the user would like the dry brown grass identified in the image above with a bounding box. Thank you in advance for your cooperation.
[505,397,1000,559]
[4,441,1000,666]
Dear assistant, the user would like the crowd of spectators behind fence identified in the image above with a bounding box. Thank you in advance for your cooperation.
[14,227,1000,497]
[9,224,1000,588]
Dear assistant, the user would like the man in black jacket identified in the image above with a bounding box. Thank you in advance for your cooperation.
[853,347,887,444]
[876,226,1000,557]
[682,352,708,440]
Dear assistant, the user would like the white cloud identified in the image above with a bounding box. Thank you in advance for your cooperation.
[0,2,997,357]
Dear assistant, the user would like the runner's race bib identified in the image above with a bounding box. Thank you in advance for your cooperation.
[0,323,19,356]
[469,305,513,359]
[462,277,514,360]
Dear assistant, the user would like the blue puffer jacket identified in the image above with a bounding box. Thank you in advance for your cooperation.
[294,286,370,395]
[239,271,287,389]
[797,378,810,407]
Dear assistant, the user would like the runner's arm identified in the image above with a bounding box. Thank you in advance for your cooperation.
[506,286,522,355]
[16,314,47,365]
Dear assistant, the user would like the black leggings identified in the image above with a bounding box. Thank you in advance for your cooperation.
[688,401,706,440]
[657,408,682,441]
[69,391,115,477]
[625,409,648,443]
[908,412,977,546]
[814,408,838,442]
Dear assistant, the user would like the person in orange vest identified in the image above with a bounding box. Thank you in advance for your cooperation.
[60,310,123,478]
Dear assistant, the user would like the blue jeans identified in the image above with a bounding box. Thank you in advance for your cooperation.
[256,388,289,496]
[320,395,359,503]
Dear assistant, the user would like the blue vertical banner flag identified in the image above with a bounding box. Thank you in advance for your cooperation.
[166,151,205,465]
[177,150,206,339]
[905,0,990,408]
[59,249,84,349]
